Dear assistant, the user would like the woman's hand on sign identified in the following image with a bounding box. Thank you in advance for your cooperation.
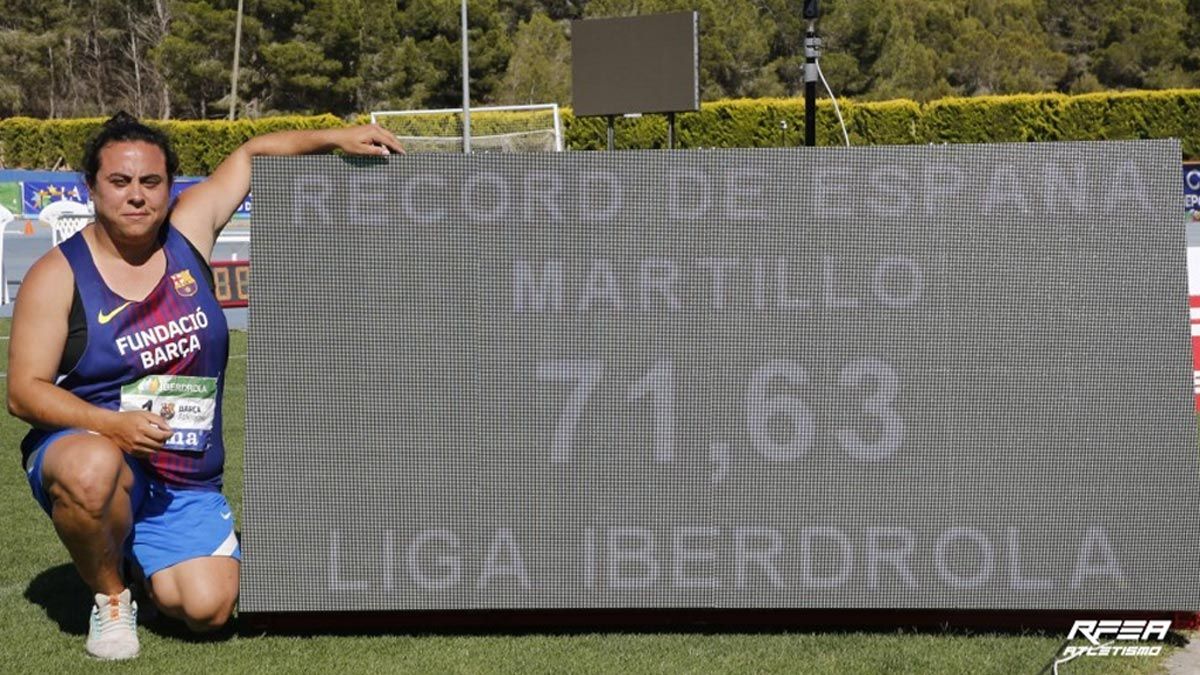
[332,124,406,157]
[101,410,172,458]
[173,122,404,260]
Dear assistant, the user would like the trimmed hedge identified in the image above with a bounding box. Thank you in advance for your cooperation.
[565,90,1200,156]
[920,90,1200,154]
[161,115,345,175]
[562,98,924,150]
[3,90,1199,173]
[354,110,560,136]
[0,114,344,176]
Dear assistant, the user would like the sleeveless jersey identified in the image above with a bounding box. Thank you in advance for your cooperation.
[22,224,230,490]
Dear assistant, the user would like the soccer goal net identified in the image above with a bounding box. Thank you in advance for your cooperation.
[370,103,563,153]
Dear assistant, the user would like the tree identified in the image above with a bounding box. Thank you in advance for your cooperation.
[869,19,954,101]
[463,0,516,104]
[817,0,889,97]
[394,0,513,108]
[1187,0,1200,82]
[498,13,570,104]
[0,0,175,118]
[1093,0,1193,88]
[946,0,1068,95]
[840,0,959,101]
[0,0,1198,121]
[258,40,342,114]
[152,1,260,118]
[122,0,173,118]
[359,37,443,110]
[1046,0,1194,90]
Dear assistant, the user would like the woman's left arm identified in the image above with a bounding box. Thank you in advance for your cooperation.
[171,124,404,258]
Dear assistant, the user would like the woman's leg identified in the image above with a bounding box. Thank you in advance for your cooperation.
[148,557,239,632]
[38,433,137,595]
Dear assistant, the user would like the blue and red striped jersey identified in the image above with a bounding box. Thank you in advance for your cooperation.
[24,224,230,490]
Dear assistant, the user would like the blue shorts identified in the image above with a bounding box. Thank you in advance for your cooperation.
[26,429,240,578]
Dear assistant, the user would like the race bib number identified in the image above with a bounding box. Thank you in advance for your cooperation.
[120,375,217,453]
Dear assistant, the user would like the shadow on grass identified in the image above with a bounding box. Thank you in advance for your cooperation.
[24,563,90,635]
[141,613,237,644]
[24,563,235,644]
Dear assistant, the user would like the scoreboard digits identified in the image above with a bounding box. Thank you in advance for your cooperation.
[211,260,249,308]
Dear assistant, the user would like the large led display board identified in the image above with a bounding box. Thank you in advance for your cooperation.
[242,141,1200,615]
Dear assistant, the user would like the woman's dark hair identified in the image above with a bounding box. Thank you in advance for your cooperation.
[81,111,179,187]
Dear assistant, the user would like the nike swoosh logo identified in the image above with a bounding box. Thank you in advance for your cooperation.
[97,301,133,325]
[220,511,232,520]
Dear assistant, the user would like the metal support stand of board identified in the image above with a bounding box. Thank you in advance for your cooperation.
[604,112,681,150]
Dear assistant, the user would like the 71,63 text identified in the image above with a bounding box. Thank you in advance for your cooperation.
[536,358,903,478]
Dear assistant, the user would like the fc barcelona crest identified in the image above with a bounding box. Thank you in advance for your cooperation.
[171,270,198,297]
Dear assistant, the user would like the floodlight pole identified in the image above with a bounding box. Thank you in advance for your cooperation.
[804,20,818,147]
[228,0,244,120]
[461,0,472,153]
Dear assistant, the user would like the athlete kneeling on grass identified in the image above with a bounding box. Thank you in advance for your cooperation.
[8,113,403,660]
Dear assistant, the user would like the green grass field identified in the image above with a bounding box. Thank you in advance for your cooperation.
[0,320,1181,673]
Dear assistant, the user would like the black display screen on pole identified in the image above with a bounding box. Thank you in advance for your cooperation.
[242,141,1200,615]
[571,12,699,117]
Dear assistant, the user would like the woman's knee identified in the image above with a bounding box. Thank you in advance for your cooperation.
[41,436,129,518]
[165,582,235,632]
[150,560,238,632]
[182,594,235,632]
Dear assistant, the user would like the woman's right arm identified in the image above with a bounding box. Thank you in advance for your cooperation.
[6,251,171,457]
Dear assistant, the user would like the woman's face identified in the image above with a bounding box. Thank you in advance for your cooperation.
[91,140,170,243]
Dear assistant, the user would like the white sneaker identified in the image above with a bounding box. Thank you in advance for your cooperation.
[85,589,139,660]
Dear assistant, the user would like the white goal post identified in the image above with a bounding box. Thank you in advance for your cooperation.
[370,103,564,153]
